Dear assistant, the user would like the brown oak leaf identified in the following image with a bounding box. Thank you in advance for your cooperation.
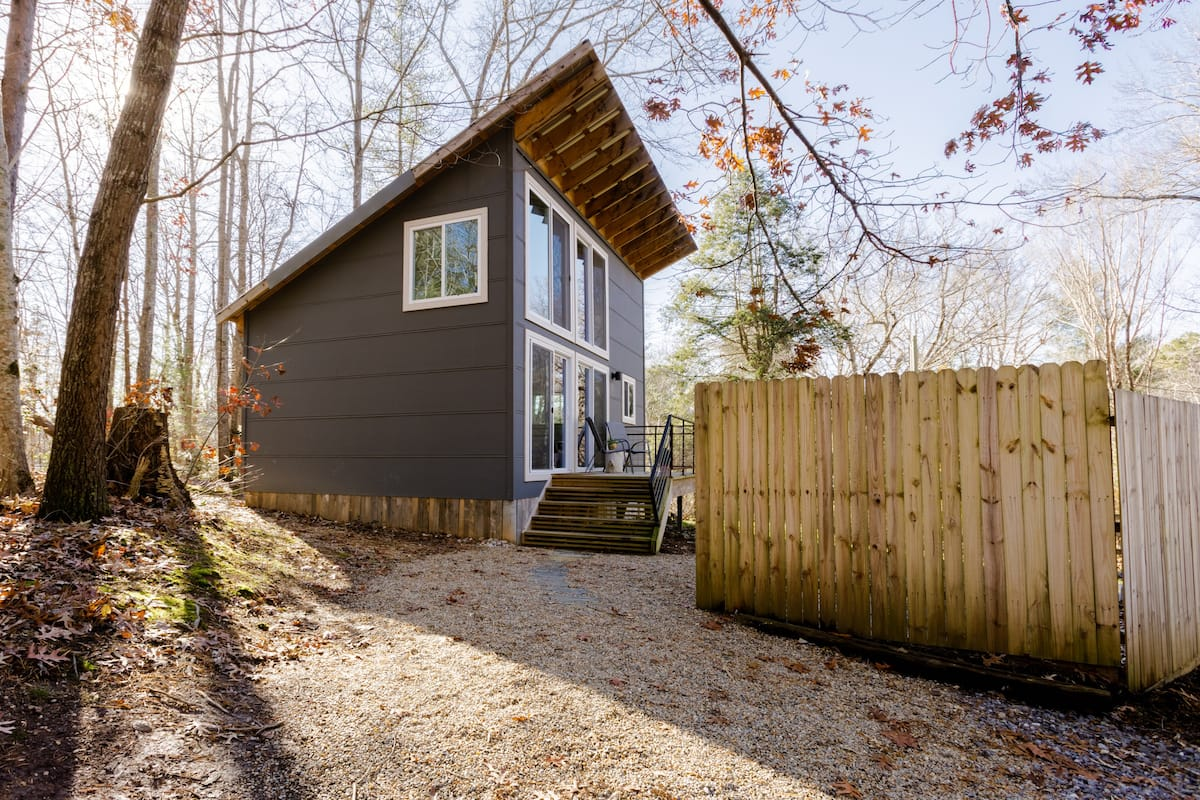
[831,779,863,798]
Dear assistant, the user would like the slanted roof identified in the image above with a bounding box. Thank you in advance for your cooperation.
[218,41,695,325]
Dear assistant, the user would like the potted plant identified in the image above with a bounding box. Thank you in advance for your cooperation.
[604,440,624,473]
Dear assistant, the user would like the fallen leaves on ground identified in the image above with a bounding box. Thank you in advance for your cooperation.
[1000,730,1099,780]
[831,778,863,798]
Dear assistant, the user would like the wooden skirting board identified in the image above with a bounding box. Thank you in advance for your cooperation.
[244,491,542,544]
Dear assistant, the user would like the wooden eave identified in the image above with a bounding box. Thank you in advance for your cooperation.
[216,42,691,325]
[507,45,695,279]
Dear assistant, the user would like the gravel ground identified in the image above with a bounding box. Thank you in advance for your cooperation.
[30,502,1200,799]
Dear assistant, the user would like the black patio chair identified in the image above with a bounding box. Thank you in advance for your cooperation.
[604,421,648,472]
[581,416,636,472]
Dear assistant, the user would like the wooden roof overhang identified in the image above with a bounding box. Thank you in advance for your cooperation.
[418,41,695,279]
[218,42,692,325]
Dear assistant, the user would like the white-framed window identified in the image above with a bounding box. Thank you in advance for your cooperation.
[575,233,608,354]
[403,208,488,311]
[525,173,609,357]
[621,373,637,424]
[525,330,622,481]
[526,185,571,335]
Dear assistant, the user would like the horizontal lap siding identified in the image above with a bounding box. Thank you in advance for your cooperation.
[244,137,513,501]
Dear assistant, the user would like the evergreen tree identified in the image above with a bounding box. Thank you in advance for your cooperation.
[667,170,843,380]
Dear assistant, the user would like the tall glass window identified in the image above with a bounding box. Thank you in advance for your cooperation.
[528,192,550,320]
[574,238,608,352]
[552,210,570,329]
[526,176,608,355]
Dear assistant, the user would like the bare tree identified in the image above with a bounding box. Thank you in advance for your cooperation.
[135,141,162,385]
[1047,200,1192,392]
[0,0,39,495]
[435,0,665,120]
[823,243,1053,375]
[41,0,190,520]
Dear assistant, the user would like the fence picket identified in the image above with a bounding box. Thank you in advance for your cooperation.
[882,372,907,642]
[1060,362,1097,663]
[1018,364,1051,657]
[706,383,727,610]
[815,376,836,628]
[722,383,741,612]
[848,375,871,636]
[798,379,819,624]
[901,370,925,642]
[918,370,945,645]
[957,367,987,648]
[1039,363,1074,662]
[996,366,1028,655]
[752,382,772,617]
[695,382,712,609]
[1085,361,1121,666]
[781,379,802,620]
[977,367,1007,653]
[832,377,853,631]
[939,369,966,648]
[866,373,887,639]
[737,382,755,611]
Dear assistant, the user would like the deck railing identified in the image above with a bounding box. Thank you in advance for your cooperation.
[648,415,675,522]
[625,417,694,476]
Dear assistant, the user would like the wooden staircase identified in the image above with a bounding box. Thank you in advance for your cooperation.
[522,473,661,554]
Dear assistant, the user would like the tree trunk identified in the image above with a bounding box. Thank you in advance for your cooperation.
[40,0,189,521]
[106,405,191,509]
[0,110,33,496]
[2,0,36,196]
[136,142,160,385]
[182,184,197,444]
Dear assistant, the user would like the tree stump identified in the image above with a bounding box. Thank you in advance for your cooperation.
[105,406,193,509]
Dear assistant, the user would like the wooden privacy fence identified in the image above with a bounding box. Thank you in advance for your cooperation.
[696,363,1135,680]
[1116,390,1200,691]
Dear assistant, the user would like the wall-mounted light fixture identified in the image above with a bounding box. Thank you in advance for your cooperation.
[611,371,622,381]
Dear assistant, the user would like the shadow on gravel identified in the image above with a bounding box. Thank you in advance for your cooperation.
[256,506,1200,799]
[164,517,315,800]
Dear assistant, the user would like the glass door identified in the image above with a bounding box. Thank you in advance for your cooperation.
[576,361,608,470]
[529,341,568,472]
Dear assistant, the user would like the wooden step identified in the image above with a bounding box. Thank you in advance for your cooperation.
[528,516,655,534]
[522,529,655,554]
[534,501,655,519]
[544,489,652,501]
[522,473,659,554]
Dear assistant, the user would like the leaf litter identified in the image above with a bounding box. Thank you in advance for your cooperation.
[1,493,1198,798]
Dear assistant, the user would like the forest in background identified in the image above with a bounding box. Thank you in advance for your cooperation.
[2,0,1198,486]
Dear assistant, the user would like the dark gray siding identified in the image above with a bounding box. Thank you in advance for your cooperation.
[244,134,514,499]
[509,151,647,499]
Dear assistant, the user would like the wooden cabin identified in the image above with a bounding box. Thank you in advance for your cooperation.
[217,42,695,548]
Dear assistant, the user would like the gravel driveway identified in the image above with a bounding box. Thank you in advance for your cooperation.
[42,501,1198,800]
[230,538,1198,798]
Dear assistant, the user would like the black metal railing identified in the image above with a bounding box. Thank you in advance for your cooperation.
[649,415,675,522]
[625,417,694,476]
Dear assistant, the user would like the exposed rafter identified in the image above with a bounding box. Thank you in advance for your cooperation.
[508,44,694,278]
